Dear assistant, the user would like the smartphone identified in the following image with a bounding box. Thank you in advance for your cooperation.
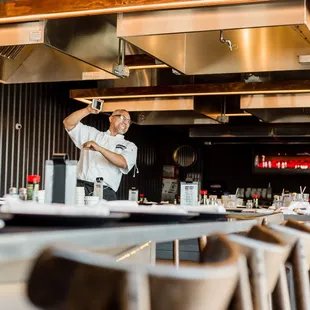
[91,99,104,111]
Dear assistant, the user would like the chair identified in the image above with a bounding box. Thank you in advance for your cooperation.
[228,225,292,310]
[27,246,148,310]
[27,235,242,310]
[269,219,310,310]
[200,235,253,310]
[149,235,241,310]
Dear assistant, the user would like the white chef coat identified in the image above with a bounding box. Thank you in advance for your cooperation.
[67,122,137,192]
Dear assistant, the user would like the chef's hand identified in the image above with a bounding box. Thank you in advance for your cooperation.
[86,105,100,114]
[83,141,101,152]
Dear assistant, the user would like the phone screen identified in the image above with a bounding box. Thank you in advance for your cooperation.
[95,100,101,110]
[92,99,102,111]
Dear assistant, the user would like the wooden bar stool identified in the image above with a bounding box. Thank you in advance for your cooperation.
[150,235,240,310]
[200,235,253,310]
[27,247,149,310]
[27,235,243,310]
[269,219,310,310]
[228,225,292,310]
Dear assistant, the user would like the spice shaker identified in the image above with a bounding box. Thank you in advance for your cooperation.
[19,188,27,201]
[9,187,18,198]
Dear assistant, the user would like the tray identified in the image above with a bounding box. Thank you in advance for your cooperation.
[111,211,198,223]
[189,210,276,221]
[1,212,129,227]
[188,211,231,221]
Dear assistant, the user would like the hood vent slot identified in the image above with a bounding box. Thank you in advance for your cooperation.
[0,45,25,60]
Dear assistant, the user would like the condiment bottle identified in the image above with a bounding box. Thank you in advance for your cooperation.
[139,193,145,204]
[202,190,208,205]
[94,177,104,200]
[252,194,259,208]
[27,175,40,201]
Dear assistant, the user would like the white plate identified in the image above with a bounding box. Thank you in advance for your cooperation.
[2,198,110,217]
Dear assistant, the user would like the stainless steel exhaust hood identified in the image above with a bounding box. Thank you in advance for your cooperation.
[0,16,120,84]
[241,93,310,123]
[117,0,310,75]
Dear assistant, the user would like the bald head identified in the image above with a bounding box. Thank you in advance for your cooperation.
[112,109,130,117]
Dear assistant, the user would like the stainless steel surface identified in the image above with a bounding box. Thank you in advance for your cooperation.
[118,0,310,75]
[241,94,310,123]
[241,94,310,109]
[74,93,220,125]
[135,111,219,125]
[0,220,257,283]
[0,16,120,83]
[118,0,306,36]
[99,66,157,88]
[44,160,78,205]
[189,124,310,138]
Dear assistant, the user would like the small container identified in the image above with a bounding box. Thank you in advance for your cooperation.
[129,187,139,201]
[9,187,18,198]
[27,175,40,201]
[37,190,45,204]
[85,196,100,206]
[93,177,104,200]
[252,194,259,208]
[246,200,253,209]
[202,190,208,205]
[19,188,27,201]
[139,193,145,204]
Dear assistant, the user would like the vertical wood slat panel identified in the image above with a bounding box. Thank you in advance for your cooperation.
[0,83,80,196]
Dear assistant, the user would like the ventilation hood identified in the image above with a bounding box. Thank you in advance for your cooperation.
[70,67,250,125]
[241,93,310,123]
[0,15,120,83]
[117,0,310,75]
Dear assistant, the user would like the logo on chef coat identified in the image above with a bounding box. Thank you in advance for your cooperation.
[115,144,126,154]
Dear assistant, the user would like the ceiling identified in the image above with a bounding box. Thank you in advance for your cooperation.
[67,0,310,135]
[2,0,310,139]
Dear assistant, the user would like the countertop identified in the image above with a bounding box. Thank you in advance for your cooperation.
[0,211,284,283]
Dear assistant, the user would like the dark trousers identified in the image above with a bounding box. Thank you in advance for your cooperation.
[77,179,117,201]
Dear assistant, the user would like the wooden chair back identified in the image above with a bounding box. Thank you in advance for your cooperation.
[228,225,291,310]
[27,235,241,310]
[270,220,310,310]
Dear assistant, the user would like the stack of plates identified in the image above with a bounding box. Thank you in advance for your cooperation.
[2,197,110,216]
[37,190,45,204]
[75,187,85,206]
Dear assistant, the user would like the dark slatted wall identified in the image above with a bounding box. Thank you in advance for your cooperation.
[0,82,199,200]
[0,83,110,196]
